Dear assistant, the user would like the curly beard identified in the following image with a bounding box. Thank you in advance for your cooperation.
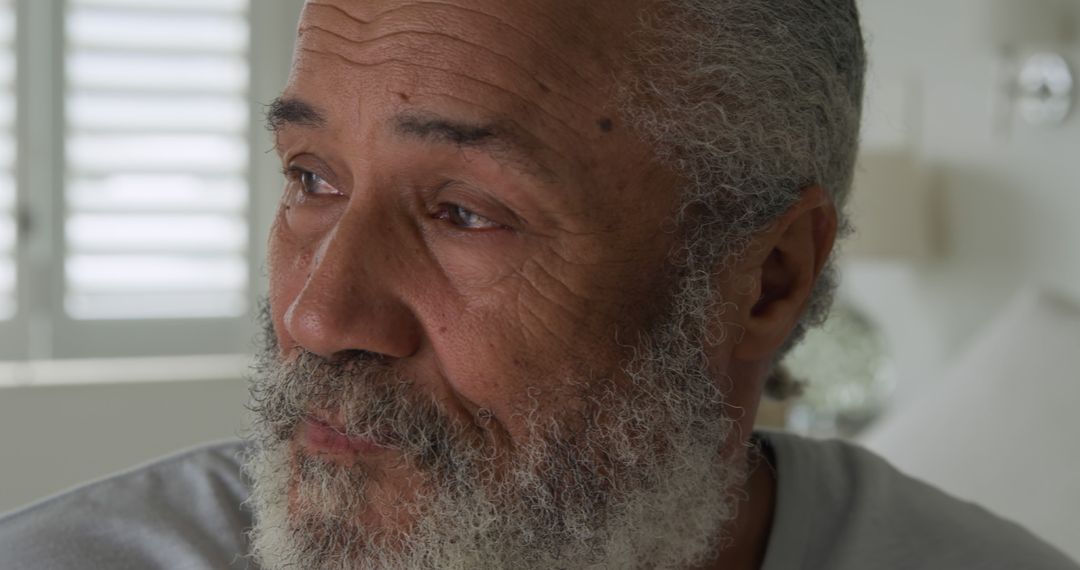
[244,271,747,569]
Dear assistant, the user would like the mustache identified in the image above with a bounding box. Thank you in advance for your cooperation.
[248,347,469,472]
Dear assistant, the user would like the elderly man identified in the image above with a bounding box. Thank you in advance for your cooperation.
[1,1,1076,569]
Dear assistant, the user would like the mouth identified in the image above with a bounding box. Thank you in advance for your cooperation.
[298,415,391,457]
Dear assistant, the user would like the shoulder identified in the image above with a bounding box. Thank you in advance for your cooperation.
[0,440,255,570]
[760,431,1078,570]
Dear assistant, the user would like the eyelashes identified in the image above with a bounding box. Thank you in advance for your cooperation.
[282,166,341,196]
[282,166,509,233]
[431,203,505,231]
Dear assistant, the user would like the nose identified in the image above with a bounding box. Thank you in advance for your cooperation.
[283,208,422,361]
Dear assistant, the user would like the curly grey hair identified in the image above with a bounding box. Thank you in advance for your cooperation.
[617,0,866,398]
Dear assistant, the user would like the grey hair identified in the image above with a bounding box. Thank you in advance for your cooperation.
[617,0,866,399]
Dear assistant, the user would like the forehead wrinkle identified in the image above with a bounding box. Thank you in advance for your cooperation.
[305,0,604,93]
[300,21,599,122]
[417,0,606,92]
[296,45,590,148]
[297,21,604,132]
[305,0,371,22]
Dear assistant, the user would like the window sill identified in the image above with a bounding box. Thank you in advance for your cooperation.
[0,353,251,388]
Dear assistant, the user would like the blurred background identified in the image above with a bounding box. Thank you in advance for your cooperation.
[0,0,1077,561]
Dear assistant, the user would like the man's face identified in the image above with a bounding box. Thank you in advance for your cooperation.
[249,0,747,567]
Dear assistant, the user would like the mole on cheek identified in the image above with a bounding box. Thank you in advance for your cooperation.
[597,117,614,133]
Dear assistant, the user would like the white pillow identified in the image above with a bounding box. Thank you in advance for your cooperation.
[860,288,1080,561]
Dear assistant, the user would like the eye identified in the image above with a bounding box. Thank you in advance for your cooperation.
[434,204,504,231]
[284,166,340,196]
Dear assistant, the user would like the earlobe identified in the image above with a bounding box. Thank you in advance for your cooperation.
[731,186,837,361]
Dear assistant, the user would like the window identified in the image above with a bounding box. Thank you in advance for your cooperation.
[0,0,14,321]
[1,0,298,363]
[64,0,251,320]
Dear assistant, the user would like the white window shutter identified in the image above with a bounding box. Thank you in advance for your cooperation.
[0,0,15,320]
[63,0,251,320]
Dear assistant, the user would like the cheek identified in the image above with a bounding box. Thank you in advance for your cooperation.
[283,192,348,240]
[429,249,675,428]
[423,289,614,433]
[411,306,539,436]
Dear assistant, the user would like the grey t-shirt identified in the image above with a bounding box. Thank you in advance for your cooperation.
[757,433,1077,569]
[0,433,1074,569]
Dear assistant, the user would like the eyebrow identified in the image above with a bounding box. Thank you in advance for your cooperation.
[266,96,558,184]
[393,113,558,184]
[265,97,326,132]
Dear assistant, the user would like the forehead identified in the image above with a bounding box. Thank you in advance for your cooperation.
[288,0,647,170]
[294,0,631,76]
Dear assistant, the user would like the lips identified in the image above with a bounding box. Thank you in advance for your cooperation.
[300,416,389,456]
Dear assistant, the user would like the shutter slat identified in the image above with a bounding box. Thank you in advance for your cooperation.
[0,9,12,45]
[68,175,247,214]
[66,292,248,321]
[67,254,247,291]
[0,136,14,169]
[0,175,12,210]
[0,267,10,314]
[68,52,249,93]
[0,52,12,91]
[0,217,13,252]
[0,93,15,129]
[68,94,247,133]
[68,9,248,54]
[67,214,248,254]
[71,0,247,14]
[64,1,251,321]
[68,134,249,173]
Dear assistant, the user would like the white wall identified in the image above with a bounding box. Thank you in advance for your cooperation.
[848,0,1080,407]
[0,377,250,514]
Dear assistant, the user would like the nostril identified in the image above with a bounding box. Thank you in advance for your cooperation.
[282,284,423,361]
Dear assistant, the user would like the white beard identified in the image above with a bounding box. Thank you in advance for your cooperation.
[244,277,747,569]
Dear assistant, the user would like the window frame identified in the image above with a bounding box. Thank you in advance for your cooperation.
[1,0,300,362]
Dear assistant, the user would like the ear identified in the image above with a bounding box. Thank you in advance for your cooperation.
[731,185,837,361]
